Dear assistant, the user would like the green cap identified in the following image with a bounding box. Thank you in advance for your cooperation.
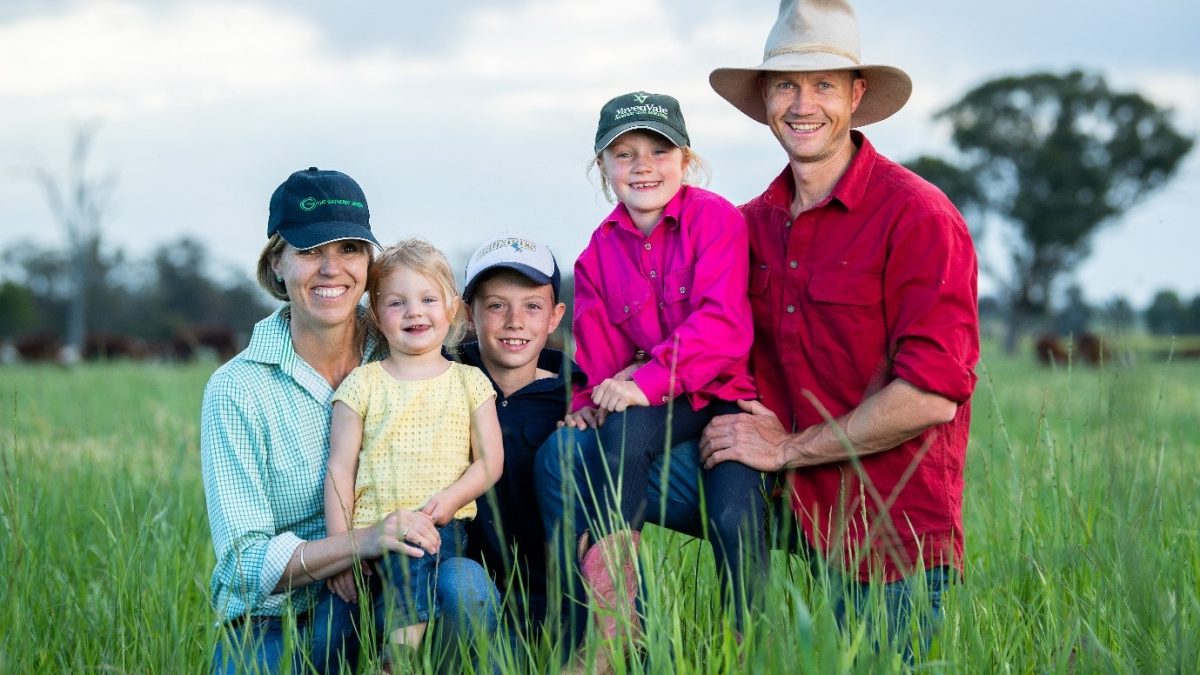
[594,91,690,154]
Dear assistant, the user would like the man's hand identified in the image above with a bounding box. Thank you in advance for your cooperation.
[700,399,791,471]
[591,378,650,412]
[560,405,607,429]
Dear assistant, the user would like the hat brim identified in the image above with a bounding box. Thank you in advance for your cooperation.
[463,262,557,303]
[709,55,912,127]
[278,221,382,250]
[594,121,688,154]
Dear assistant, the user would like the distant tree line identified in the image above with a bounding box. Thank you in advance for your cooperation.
[0,236,274,349]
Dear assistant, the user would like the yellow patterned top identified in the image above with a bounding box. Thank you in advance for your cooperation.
[332,361,495,528]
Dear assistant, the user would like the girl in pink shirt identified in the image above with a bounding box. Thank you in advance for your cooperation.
[562,91,768,646]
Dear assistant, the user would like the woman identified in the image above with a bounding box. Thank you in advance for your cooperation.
[200,167,497,673]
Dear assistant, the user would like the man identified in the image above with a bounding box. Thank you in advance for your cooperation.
[700,0,980,657]
[457,233,576,636]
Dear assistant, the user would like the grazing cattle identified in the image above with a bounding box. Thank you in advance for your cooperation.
[85,332,150,361]
[1075,332,1106,366]
[169,323,239,362]
[13,332,63,362]
[1035,333,1070,366]
[1036,332,1115,368]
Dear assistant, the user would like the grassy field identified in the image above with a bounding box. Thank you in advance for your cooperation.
[1,347,1198,673]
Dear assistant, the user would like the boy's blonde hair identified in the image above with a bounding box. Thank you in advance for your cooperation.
[590,135,711,203]
[367,238,467,348]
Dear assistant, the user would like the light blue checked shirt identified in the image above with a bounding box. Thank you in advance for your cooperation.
[200,305,383,621]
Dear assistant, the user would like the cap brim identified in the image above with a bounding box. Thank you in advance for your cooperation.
[463,262,555,302]
[278,221,382,250]
[709,59,912,128]
[595,121,688,154]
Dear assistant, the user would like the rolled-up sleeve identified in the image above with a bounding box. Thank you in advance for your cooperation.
[886,205,980,404]
[201,374,300,619]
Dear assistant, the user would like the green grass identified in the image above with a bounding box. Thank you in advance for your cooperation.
[1,349,1198,673]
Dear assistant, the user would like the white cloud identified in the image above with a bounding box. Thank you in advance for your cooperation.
[0,1,391,116]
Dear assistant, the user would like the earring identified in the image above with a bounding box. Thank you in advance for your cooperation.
[275,274,283,282]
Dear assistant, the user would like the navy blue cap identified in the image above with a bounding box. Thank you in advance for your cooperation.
[267,167,381,249]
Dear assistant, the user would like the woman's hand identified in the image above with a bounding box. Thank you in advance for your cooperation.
[591,378,650,412]
[361,510,440,559]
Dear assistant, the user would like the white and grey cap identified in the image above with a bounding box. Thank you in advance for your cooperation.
[463,234,561,303]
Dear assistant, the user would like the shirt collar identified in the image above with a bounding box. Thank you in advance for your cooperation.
[763,131,877,213]
[601,185,687,234]
[243,304,382,368]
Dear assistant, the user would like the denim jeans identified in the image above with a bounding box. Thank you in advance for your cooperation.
[309,525,500,673]
[826,564,952,663]
[534,412,768,637]
[212,614,303,675]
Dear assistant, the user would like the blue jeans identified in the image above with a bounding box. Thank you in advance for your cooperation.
[212,614,302,675]
[827,564,952,662]
[309,527,500,673]
[534,417,768,638]
[377,521,468,626]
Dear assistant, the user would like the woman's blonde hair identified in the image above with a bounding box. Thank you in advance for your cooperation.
[367,238,466,349]
[589,135,711,203]
[255,234,291,301]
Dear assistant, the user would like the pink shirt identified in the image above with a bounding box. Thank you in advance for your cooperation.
[571,185,757,412]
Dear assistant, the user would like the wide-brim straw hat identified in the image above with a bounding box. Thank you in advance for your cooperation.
[710,0,912,127]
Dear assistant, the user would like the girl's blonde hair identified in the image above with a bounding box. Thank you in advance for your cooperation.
[367,238,467,349]
[589,137,711,203]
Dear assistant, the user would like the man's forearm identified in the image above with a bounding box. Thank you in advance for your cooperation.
[781,378,959,469]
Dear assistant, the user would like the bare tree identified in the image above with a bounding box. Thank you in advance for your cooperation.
[30,124,116,362]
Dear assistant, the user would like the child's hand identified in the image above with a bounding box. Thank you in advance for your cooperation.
[560,406,607,429]
[591,378,650,412]
[420,493,455,526]
[327,567,364,604]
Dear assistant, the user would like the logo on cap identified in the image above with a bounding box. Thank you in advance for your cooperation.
[633,93,649,103]
[298,197,365,212]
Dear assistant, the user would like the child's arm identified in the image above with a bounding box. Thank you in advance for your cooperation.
[421,397,504,525]
[324,401,363,601]
[325,401,362,536]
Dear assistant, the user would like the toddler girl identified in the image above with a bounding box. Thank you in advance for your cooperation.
[324,238,503,661]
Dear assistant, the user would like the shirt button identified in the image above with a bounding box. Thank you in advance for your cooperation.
[644,242,652,251]
[623,305,630,313]
[789,260,798,269]
[678,286,686,294]
[649,270,656,278]
[661,396,669,403]
[787,305,796,313]
[500,400,508,407]
[659,301,665,308]
[785,221,793,228]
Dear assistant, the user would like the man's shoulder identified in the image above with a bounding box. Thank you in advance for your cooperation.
[869,152,963,220]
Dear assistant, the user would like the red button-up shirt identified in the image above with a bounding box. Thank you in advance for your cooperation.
[572,185,757,412]
[743,132,979,582]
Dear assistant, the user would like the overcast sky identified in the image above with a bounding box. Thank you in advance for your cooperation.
[2,0,1197,306]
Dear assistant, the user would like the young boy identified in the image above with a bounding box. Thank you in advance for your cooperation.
[459,234,580,635]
